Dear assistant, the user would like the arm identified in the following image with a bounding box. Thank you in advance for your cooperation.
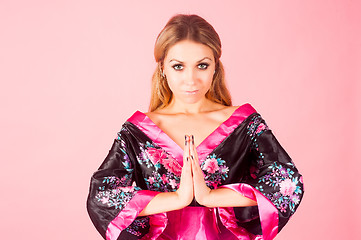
[219,113,304,239]
[138,160,193,216]
[245,115,304,231]
[197,187,257,208]
[188,151,257,208]
[187,135,257,208]
[87,133,171,240]
[139,136,194,216]
[138,192,184,216]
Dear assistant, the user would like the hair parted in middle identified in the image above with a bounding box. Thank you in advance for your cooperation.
[149,14,232,111]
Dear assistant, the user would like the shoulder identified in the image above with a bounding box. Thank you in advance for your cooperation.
[210,105,240,122]
[227,103,258,119]
[116,111,146,139]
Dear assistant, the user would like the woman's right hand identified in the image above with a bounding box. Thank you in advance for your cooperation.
[175,135,194,207]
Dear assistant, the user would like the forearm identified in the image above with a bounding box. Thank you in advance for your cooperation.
[200,187,257,208]
[138,191,186,216]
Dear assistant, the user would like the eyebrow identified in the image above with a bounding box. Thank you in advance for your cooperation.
[169,57,212,63]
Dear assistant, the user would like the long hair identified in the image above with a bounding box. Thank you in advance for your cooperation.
[149,14,232,111]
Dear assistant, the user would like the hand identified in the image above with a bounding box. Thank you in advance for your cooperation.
[175,135,194,207]
[188,135,212,206]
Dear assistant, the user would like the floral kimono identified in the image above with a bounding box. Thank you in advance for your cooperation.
[86,103,304,240]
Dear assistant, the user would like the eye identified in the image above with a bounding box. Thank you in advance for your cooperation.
[198,63,209,70]
[172,64,184,71]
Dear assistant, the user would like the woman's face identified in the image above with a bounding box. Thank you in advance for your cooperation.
[163,40,216,105]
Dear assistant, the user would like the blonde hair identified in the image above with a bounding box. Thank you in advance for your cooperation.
[149,14,232,111]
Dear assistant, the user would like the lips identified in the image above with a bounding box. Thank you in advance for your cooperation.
[185,90,198,95]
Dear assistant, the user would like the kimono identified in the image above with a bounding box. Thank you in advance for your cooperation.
[87,103,304,240]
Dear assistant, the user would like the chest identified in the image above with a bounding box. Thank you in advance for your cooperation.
[153,115,222,150]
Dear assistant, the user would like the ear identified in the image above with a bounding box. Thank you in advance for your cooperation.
[158,62,166,79]
[158,63,163,72]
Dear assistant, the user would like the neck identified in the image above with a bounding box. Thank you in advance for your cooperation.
[166,97,214,114]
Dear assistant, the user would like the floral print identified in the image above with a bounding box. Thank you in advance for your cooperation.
[279,178,297,196]
[125,217,150,237]
[137,141,230,191]
[137,141,181,192]
[202,157,220,173]
[138,142,182,175]
[256,162,303,213]
[201,154,229,189]
[144,171,180,191]
[95,176,141,210]
[161,156,182,175]
[88,111,304,239]
[247,114,269,175]
[247,114,270,142]
[247,114,303,214]
[95,135,141,210]
[146,148,167,165]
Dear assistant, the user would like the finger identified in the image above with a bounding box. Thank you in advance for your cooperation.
[182,156,188,170]
[181,158,191,185]
[190,135,200,161]
[188,138,201,174]
[190,156,197,184]
[191,156,199,176]
[189,135,195,163]
[185,156,193,175]
[187,134,191,157]
[183,135,189,162]
[188,156,194,177]
[190,156,201,178]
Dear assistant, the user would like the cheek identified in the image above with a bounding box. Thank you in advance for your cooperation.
[165,75,179,93]
[200,72,214,88]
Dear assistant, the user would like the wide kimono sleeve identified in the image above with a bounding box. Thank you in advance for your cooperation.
[219,114,304,240]
[86,130,165,240]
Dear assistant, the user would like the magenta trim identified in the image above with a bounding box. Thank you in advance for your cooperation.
[219,184,279,240]
[105,190,164,240]
[196,103,256,162]
[141,212,168,240]
[127,103,256,164]
[127,109,184,164]
[160,207,220,239]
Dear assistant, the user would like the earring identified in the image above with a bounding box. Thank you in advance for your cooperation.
[161,71,165,78]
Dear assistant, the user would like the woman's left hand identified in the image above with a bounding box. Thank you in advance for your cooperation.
[188,135,212,206]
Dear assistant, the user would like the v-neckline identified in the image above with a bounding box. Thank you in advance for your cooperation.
[127,103,256,164]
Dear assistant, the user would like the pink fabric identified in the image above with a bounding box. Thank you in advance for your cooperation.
[160,207,220,240]
[141,212,168,240]
[122,104,279,239]
[127,103,257,165]
[127,111,184,165]
[106,190,164,240]
[219,184,279,240]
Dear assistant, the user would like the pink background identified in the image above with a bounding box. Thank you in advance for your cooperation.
[1,0,360,239]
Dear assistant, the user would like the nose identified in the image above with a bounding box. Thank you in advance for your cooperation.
[184,68,196,86]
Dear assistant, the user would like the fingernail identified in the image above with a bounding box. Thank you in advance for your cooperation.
[191,155,194,160]
[186,156,189,161]
[192,135,194,145]
[185,135,187,146]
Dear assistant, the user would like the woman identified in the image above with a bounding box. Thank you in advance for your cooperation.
[87,14,304,240]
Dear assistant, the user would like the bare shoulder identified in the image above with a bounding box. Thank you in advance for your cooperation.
[143,104,241,124]
[208,105,240,122]
[218,105,240,115]
[143,108,175,125]
[143,111,162,125]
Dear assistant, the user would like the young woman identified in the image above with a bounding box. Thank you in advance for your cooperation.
[87,14,304,240]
